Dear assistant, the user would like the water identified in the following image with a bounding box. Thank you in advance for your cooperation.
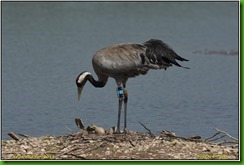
[2,2,239,140]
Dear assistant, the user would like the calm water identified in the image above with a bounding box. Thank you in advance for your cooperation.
[2,2,239,140]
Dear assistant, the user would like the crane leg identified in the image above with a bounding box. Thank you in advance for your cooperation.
[116,86,124,133]
[123,85,128,133]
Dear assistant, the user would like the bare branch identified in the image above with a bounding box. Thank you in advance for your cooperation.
[75,118,85,129]
[205,128,238,148]
[65,126,73,133]
[207,134,226,142]
[205,132,221,141]
[8,132,20,141]
[139,122,153,135]
[215,128,238,141]
[216,140,238,146]
[129,139,136,147]
[18,133,31,138]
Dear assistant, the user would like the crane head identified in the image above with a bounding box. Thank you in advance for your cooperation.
[76,71,91,101]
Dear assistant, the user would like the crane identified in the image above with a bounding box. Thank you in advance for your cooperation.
[76,39,189,133]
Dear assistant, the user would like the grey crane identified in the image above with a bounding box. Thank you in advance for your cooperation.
[76,39,189,133]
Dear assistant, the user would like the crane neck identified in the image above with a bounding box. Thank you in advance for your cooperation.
[86,73,106,88]
[76,71,106,89]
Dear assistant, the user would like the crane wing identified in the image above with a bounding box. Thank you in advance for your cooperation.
[143,39,189,69]
[92,39,189,80]
[92,43,149,78]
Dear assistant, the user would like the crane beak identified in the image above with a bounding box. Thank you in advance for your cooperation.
[77,87,83,101]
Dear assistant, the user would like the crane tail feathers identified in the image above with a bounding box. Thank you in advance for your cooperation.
[143,39,189,69]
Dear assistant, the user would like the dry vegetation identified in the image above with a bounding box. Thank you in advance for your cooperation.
[1,125,239,160]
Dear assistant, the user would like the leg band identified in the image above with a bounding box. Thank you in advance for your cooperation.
[123,89,128,97]
[117,87,124,98]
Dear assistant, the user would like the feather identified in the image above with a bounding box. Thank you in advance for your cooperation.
[92,43,149,78]
[91,39,189,81]
[143,39,189,69]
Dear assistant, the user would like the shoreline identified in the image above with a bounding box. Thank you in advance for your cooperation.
[1,128,239,160]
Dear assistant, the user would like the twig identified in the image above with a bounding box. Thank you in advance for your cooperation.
[216,140,239,146]
[215,128,238,141]
[205,132,221,141]
[205,128,238,147]
[139,122,153,135]
[57,147,81,157]
[8,132,20,141]
[65,126,73,133]
[205,128,238,142]
[75,118,85,129]
[207,134,226,142]
[18,133,31,138]
[129,140,136,147]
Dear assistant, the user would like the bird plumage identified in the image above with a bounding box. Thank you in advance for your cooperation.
[143,39,189,69]
[76,39,189,133]
[92,43,149,81]
[90,39,189,83]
